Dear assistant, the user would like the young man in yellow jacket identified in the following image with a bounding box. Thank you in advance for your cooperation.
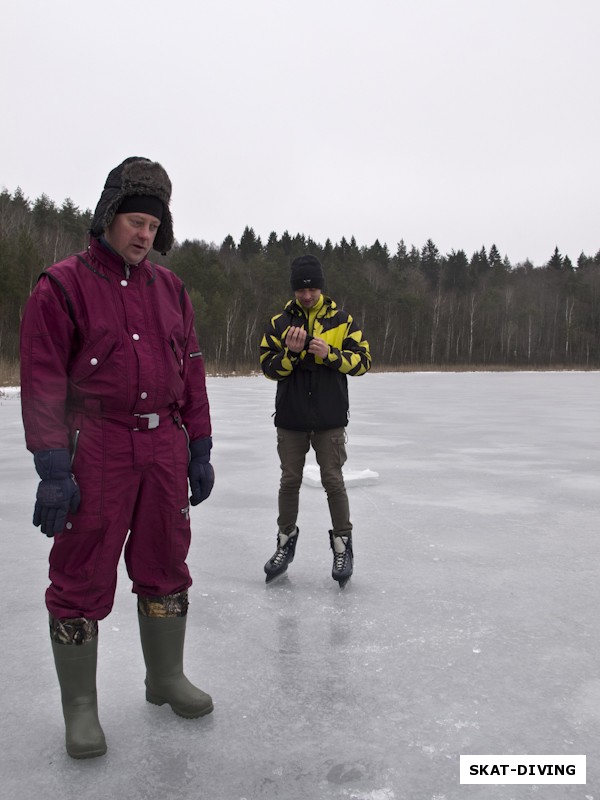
[260,255,371,587]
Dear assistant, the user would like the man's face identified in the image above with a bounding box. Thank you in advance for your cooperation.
[294,287,322,309]
[104,212,161,264]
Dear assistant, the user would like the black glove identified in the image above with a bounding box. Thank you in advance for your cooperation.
[188,437,215,506]
[33,449,81,536]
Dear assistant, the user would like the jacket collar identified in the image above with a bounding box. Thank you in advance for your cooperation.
[87,236,152,280]
[287,294,335,318]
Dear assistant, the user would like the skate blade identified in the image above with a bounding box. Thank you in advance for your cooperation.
[265,567,288,584]
[335,577,351,589]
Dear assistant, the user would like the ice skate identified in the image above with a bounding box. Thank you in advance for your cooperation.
[330,531,353,589]
[264,528,299,582]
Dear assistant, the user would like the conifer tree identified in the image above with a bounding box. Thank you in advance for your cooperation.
[238,226,262,261]
[547,246,563,271]
[420,239,441,286]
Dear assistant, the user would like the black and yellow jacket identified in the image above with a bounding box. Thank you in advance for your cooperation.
[260,295,371,431]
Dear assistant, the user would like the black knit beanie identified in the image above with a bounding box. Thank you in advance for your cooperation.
[90,157,174,254]
[290,255,325,291]
[115,194,164,221]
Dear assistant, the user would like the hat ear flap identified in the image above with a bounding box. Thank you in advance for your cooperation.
[153,212,174,255]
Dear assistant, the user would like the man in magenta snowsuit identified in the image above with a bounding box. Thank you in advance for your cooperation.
[20,157,215,759]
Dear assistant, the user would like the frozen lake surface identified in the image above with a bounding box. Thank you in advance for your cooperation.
[1,371,599,800]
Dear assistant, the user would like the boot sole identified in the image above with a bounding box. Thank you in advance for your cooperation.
[146,692,214,718]
[67,745,108,759]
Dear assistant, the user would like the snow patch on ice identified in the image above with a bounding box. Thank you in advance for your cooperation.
[303,463,380,488]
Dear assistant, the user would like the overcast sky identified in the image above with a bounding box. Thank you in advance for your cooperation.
[2,0,598,266]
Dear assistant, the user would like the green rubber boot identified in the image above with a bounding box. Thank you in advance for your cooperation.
[50,617,107,759]
[138,593,213,719]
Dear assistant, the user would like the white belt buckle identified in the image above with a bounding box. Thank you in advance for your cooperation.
[135,412,160,430]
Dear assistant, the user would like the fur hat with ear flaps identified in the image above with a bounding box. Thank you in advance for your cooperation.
[90,157,174,254]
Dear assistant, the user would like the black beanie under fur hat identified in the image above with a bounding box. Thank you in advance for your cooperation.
[90,157,174,254]
[290,254,325,291]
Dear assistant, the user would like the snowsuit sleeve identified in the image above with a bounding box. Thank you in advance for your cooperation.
[177,286,212,441]
[20,274,76,452]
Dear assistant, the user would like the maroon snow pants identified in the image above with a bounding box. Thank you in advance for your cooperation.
[46,412,192,620]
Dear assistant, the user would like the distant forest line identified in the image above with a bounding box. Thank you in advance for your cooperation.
[1,187,599,372]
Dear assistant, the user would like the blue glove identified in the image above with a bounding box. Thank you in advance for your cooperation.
[188,437,215,506]
[33,449,81,536]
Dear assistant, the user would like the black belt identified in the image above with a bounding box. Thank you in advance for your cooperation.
[70,405,180,431]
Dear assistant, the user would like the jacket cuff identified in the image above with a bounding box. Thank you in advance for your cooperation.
[33,448,72,480]
[283,349,299,368]
[189,436,212,462]
[325,347,343,367]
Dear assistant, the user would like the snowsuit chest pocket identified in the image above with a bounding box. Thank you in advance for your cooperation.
[69,331,117,385]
